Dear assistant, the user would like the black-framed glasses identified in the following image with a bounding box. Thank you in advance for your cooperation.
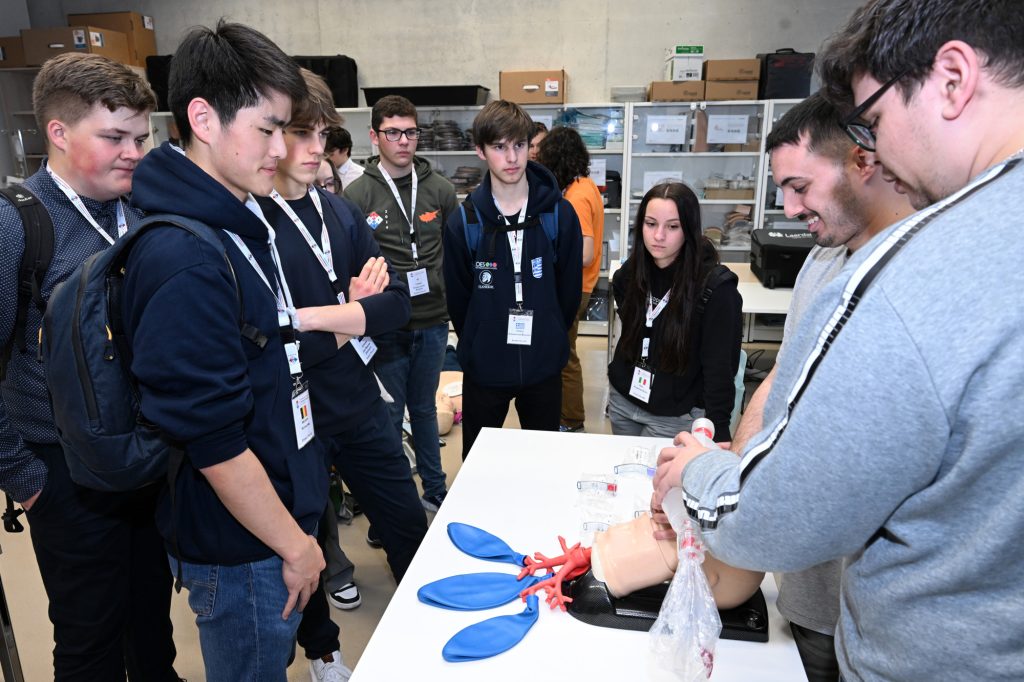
[376,127,420,142]
[842,70,907,152]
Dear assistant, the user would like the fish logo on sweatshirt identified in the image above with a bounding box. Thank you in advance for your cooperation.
[418,210,439,223]
[366,212,383,230]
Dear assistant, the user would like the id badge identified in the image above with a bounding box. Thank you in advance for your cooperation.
[291,380,315,449]
[407,268,430,297]
[336,291,347,305]
[351,336,377,365]
[507,309,534,346]
[629,366,653,403]
[284,341,302,375]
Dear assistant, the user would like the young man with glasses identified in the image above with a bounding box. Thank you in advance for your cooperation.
[344,95,456,515]
[653,1,1024,679]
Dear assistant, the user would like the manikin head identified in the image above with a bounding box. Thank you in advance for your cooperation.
[34,52,156,201]
[473,100,535,190]
[818,0,1024,208]
[766,93,913,251]
[169,20,307,201]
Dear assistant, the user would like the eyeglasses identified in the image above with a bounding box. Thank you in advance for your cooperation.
[842,70,906,152]
[317,179,336,192]
[376,127,420,142]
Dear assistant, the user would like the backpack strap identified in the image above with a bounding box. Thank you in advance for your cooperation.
[696,264,737,315]
[461,195,561,264]
[0,185,54,381]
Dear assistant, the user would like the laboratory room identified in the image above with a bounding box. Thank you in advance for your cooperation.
[2,0,1021,680]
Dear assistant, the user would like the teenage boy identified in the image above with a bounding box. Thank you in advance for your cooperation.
[444,100,582,459]
[0,54,179,681]
[654,1,1024,679]
[121,22,326,680]
[725,93,913,682]
[344,95,456,513]
[255,69,428,681]
[325,126,364,190]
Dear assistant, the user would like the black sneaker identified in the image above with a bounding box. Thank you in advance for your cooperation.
[328,582,362,610]
[366,526,383,549]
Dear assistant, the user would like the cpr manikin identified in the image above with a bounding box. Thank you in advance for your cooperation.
[590,514,762,608]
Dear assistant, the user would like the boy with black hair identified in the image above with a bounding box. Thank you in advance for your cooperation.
[255,69,428,681]
[345,95,456,513]
[0,53,180,681]
[325,126,364,190]
[121,21,326,680]
[444,100,582,459]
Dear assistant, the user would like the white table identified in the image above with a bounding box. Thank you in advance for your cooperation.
[725,262,793,315]
[351,429,804,681]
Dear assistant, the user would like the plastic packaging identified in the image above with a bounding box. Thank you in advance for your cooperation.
[648,418,723,680]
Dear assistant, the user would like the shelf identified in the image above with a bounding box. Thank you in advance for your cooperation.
[763,209,786,214]
[603,208,622,214]
[631,152,759,158]
[588,148,626,154]
[12,110,34,116]
[579,320,609,336]
[718,243,751,251]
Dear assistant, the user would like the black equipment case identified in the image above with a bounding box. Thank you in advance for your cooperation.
[757,49,815,99]
[750,228,814,289]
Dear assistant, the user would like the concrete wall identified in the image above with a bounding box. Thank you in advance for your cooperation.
[0,0,30,33]
[23,0,861,105]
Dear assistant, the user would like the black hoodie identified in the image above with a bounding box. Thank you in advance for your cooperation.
[123,143,326,565]
[444,161,582,388]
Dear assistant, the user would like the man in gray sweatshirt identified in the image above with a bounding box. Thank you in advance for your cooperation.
[653,1,1024,680]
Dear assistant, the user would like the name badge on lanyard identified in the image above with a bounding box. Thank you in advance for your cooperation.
[378,163,425,282]
[291,378,315,449]
[630,292,669,403]
[499,199,531,345]
[270,187,346,304]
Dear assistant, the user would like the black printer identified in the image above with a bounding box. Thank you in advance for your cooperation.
[750,228,814,289]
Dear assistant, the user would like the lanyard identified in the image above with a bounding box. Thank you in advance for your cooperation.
[227,196,300,332]
[378,164,419,261]
[495,198,529,306]
[270,188,346,300]
[46,165,127,244]
[641,292,670,363]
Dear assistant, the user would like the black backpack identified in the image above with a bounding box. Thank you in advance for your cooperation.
[41,213,266,492]
[0,185,54,382]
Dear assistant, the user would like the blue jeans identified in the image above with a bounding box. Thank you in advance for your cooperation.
[174,554,301,682]
[373,322,448,497]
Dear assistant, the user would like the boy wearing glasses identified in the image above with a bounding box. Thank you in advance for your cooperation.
[344,95,456,514]
[653,0,1024,679]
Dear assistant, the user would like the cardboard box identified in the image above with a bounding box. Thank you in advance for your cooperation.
[0,36,26,68]
[705,80,759,101]
[68,12,156,67]
[22,26,131,66]
[500,69,566,104]
[704,188,756,200]
[704,59,761,81]
[649,80,705,102]
[664,45,703,82]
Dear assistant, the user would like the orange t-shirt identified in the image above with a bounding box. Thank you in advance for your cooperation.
[564,177,604,293]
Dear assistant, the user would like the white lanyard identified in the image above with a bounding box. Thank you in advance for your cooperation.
[378,164,419,260]
[641,292,670,362]
[270,188,345,299]
[496,199,529,306]
[227,196,300,330]
[47,165,127,244]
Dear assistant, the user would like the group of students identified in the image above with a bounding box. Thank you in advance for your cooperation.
[3,0,1021,680]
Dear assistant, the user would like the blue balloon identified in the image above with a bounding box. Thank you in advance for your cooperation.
[418,572,548,611]
[447,523,527,567]
[442,594,540,662]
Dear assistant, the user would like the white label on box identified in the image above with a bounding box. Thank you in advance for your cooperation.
[589,159,607,186]
[532,114,553,131]
[72,29,86,47]
[544,79,560,96]
[90,31,104,48]
[706,115,749,144]
[642,171,683,193]
[644,115,688,145]
[143,15,155,30]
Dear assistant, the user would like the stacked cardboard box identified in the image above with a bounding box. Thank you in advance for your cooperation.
[0,36,26,67]
[68,12,156,67]
[703,59,760,101]
[500,70,567,104]
[21,26,130,66]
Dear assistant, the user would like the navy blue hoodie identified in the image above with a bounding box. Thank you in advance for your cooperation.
[444,161,582,388]
[255,190,410,433]
[123,143,326,565]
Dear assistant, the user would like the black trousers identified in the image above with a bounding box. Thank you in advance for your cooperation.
[24,442,178,682]
[790,622,841,682]
[461,373,562,459]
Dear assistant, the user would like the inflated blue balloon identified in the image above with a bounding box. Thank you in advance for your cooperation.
[447,522,527,567]
[418,572,549,611]
[441,594,540,662]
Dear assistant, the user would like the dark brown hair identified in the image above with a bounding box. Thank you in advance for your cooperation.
[371,95,417,130]
[472,100,534,148]
[291,69,342,129]
[536,126,591,191]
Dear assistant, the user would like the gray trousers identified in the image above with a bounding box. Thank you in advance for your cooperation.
[320,504,354,591]
[607,388,705,439]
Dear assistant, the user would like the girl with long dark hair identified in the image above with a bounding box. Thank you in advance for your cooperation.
[607,182,742,439]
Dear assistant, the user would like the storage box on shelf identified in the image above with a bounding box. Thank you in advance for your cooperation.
[21,26,131,66]
[67,12,156,67]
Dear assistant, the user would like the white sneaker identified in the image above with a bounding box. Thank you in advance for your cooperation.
[309,650,352,682]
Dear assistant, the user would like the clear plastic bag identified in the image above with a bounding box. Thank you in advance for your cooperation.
[648,518,722,681]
